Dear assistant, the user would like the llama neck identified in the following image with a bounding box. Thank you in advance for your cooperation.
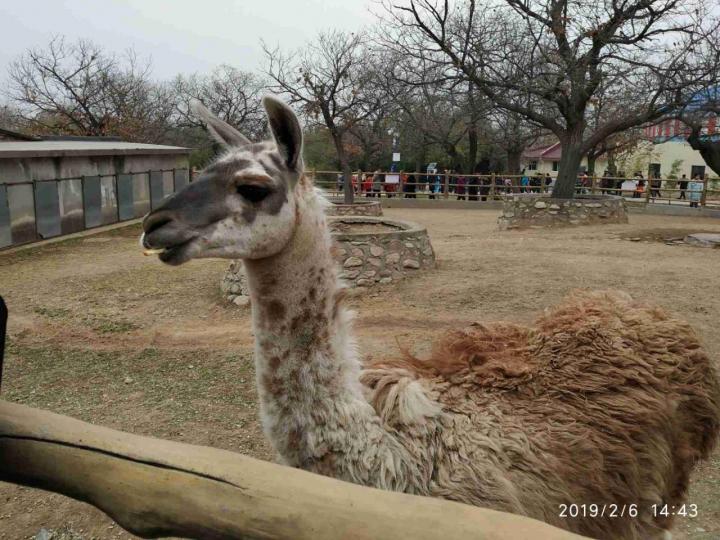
[243,189,415,487]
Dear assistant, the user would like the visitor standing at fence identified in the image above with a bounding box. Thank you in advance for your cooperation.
[600,170,612,194]
[455,176,467,200]
[467,176,479,200]
[633,174,645,199]
[404,173,417,198]
[372,170,383,197]
[688,175,703,208]
[429,174,442,199]
[363,173,373,196]
[649,175,662,199]
[678,174,688,200]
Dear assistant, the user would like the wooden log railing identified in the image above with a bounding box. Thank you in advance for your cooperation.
[0,400,590,540]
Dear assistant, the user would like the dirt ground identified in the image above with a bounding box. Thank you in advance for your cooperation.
[1,208,719,540]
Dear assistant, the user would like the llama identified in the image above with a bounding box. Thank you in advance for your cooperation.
[140,96,720,540]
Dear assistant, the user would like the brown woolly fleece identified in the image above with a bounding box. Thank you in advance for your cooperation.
[362,290,720,540]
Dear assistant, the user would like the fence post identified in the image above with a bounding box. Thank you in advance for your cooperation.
[644,178,652,204]
[443,173,449,199]
[591,175,598,195]
[490,173,497,200]
[701,178,708,207]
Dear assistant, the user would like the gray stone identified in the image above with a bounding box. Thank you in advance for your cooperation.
[340,270,360,279]
[379,269,392,277]
[379,277,392,284]
[368,257,382,267]
[549,204,561,209]
[344,256,364,267]
[403,259,421,269]
[233,295,251,307]
[684,233,720,247]
[356,278,373,286]
[350,248,364,257]
[534,201,547,209]
[369,245,384,257]
[386,252,401,264]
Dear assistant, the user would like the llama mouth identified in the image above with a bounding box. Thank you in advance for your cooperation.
[140,233,195,266]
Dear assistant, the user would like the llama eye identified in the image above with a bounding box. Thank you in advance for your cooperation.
[236,184,271,203]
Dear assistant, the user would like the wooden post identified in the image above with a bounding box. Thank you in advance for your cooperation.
[443,173,450,199]
[0,296,6,391]
[0,401,588,540]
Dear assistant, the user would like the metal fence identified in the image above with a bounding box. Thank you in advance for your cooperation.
[0,168,190,249]
[310,170,720,208]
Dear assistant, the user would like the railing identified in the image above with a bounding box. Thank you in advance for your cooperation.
[309,170,720,208]
[0,168,191,249]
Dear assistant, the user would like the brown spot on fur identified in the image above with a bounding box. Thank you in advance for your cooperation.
[268,356,281,371]
[261,372,283,397]
[265,300,286,322]
[287,427,303,451]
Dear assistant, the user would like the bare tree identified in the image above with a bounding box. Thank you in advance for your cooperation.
[675,89,720,176]
[172,66,267,141]
[5,36,172,142]
[264,30,376,203]
[384,0,720,198]
[378,48,483,173]
[491,109,542,175]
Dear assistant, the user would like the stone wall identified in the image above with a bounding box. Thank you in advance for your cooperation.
[334,218,435,288]
[325,200,383,216]
[221,217,436,304]
[497,194,628,229]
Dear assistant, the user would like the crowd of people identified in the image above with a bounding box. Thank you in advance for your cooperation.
[333,169,709,205]
[600,171,706,206]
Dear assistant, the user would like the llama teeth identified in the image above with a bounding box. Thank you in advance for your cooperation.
[143,248,166,256]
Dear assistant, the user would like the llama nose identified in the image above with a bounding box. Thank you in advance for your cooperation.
[143,211,174,235]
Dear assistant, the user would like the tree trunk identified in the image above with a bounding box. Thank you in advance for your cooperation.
[688,132,720,177]
[331,130,354,204]
[466,124,478,174]
[552,132,584,199]
[506,150,522,176]
[0,400,589,540]
[586,154,596,176]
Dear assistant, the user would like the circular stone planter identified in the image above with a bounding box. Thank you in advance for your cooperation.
[325,199,383,217]
[221,216,436,304]
[497,194,628,230]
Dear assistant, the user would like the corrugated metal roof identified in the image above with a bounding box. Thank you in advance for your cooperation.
[0,140,191,158]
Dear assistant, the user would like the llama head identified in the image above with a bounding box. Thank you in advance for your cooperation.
[141,96,304,265]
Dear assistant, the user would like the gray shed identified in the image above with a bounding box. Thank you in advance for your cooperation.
[0,139,191,248]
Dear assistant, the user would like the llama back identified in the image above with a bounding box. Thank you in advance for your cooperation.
[362,289,720,540]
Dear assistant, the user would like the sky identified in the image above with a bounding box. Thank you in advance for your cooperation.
[0,0,378,85]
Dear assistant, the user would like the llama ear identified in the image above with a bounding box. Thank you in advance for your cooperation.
[262,96,303,170]
[190,100,251,147]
